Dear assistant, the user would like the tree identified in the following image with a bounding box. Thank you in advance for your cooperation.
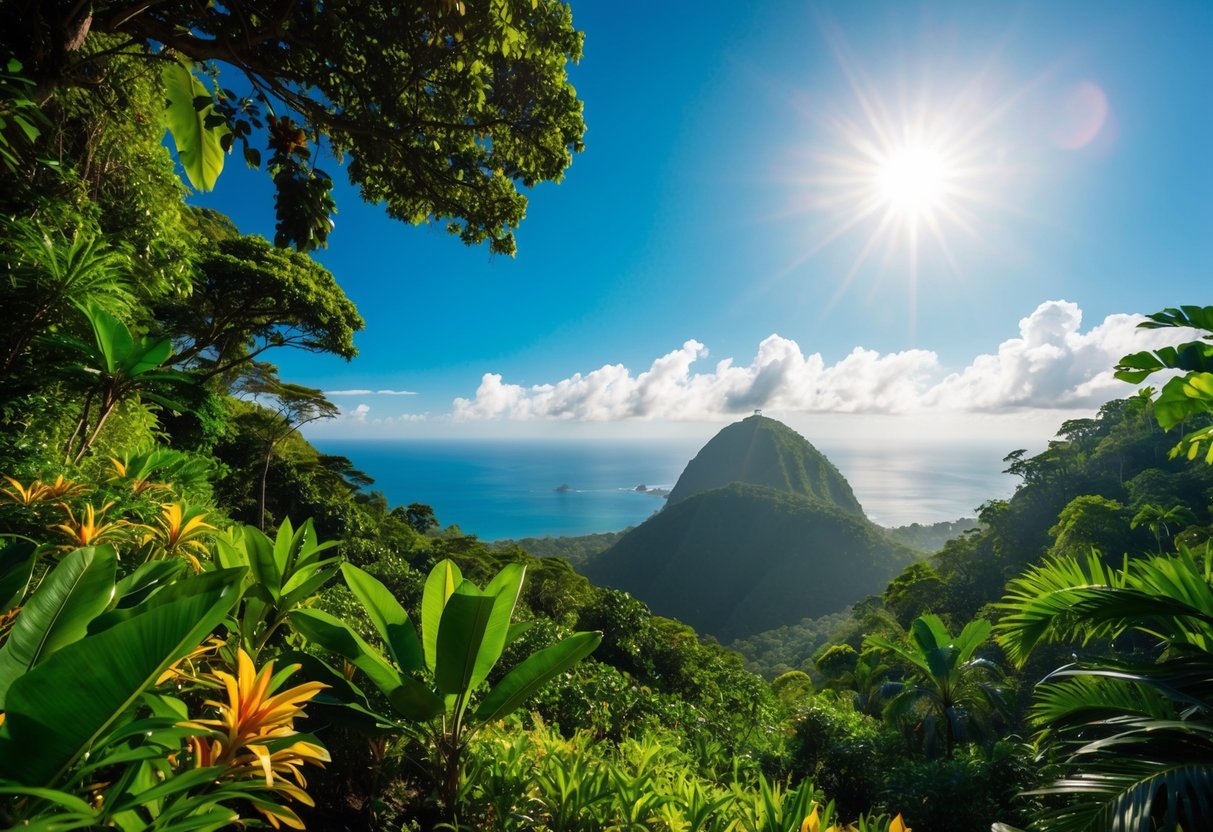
[232,363,338,529]
[1130,503,1197,554]
[1046,495,1131,560]
[865,614,1007,759]
[155,235,363,384]
[403,502,439,535]
[883,561,945,627]
[4,0,586,254]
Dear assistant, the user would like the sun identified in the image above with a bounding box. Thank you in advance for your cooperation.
[874,142,953,219]
[778,27,1018,331]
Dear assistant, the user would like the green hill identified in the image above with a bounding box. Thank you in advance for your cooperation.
[665,414,863,514]
[584,483,918,642]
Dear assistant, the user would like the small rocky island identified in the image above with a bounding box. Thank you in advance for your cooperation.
[634,484,671,497]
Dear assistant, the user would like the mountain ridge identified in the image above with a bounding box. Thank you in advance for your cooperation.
[665,414,864,516]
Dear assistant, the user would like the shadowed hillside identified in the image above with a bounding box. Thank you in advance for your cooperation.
[586,484,918,641]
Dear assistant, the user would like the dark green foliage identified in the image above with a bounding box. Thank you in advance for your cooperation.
[666,414,864,514]
[924,397,1213,623]
[884,517,979,552]
[788,695,898,818]
[729,609,858,679]
[588,482,919,642]
[883,561,945,627]
[1046,495,1135,559]
[875,743,1036,832]
[489,529,627,568]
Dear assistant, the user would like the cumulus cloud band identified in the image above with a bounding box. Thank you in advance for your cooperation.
[452,301,1182,422]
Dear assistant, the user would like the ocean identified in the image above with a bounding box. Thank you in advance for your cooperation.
[311,436,1020,541]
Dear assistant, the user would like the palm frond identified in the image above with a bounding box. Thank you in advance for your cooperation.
[996,549,1213,665]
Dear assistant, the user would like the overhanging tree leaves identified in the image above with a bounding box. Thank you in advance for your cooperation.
[1115,305,1213,463]
[4,0,586,253]
[156,235,363,384]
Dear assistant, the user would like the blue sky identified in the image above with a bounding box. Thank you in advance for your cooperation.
[194,1,1211,446]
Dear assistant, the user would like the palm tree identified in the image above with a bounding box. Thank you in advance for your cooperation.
[864,614,1007,758]
[996,547,1213,832]
[1130,503,1196,553]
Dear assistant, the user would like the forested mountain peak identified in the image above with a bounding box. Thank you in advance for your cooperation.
[666,414,864,516]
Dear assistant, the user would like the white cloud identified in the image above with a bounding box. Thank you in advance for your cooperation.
[326,402,429,428]
[452,301,1187,422]
[325,388,417,396]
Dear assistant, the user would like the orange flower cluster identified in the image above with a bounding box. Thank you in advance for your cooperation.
[180,649,330,829]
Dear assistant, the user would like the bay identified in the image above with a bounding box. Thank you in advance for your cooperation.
[311,436,1019,541]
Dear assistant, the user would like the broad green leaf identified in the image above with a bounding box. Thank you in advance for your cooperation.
[474,631,602,724]
[954,618,993,664]
[112,560,186,609]
[341,563,423,671]
[289,608,442,721]
[280,559,341,609]
[86,304,134,374]
[421,559,462,673]
[0,545,117,708]
[434,584,497,698]
[125,336,173,376]
[1155,375,1211,431]
[241,525,282,600]
[0,539,37,612]
[470,563,526,691]
[1138,305,1213,333]
[274,516,298,576]
[161,60,228,191]
[0,567,243,787]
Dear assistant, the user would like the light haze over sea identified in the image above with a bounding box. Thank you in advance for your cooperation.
[312,436,1019,541]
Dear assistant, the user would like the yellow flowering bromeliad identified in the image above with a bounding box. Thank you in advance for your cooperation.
[51,501,128,548]
[180,648,330,829]
[2,474,89,505]
[108,457,173,497]
[141,503,217,572]
[801,805,911,832]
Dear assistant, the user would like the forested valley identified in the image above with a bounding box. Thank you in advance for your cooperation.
[1,2,1212,830]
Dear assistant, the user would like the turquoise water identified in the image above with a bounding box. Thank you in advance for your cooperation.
[310,437,1018,540]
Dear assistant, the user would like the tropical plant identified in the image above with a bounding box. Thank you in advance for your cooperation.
[865,614,1007,759]
[1115,304,1213,463]
[179,647,330,829]
[60,304,192,463]
[1,473,89,505]
[0,564,244,822]
[291,558,602,817]
[50,500,130,549]
[138,502,217,572]
[733,776,825,832]
[0,220,135,380]
[996,547,1213,832]
[215,517,341,658]
[0,57,47,174]
[1130,502,1196,553]
[108,447,212,498]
